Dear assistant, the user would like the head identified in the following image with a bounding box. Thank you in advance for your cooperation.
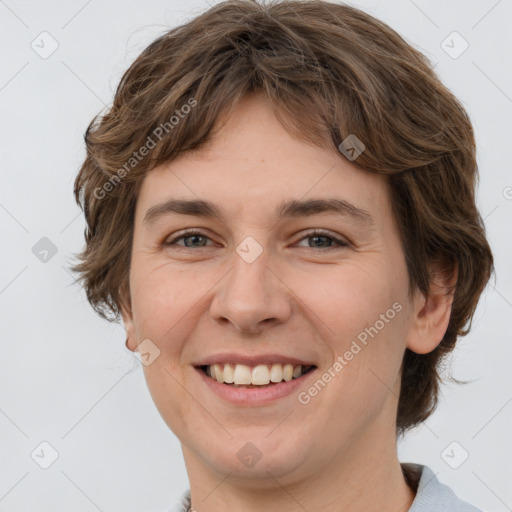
[72,0,493,482]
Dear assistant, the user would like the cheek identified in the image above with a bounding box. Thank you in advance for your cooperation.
[129,258,202,347]
[292,259,409,395]
[293,258,403,336]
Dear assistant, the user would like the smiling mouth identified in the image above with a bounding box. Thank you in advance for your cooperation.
[198,363,317,388]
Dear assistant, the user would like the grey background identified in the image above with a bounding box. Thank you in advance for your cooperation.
[0,0,511,511]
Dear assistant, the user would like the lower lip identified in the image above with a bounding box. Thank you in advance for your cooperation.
[195,367,317,406]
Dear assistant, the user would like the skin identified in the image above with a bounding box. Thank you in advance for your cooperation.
[123,93,455,511]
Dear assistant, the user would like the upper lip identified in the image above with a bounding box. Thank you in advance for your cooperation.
[193,353,317,367]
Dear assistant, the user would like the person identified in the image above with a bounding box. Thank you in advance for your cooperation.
[71,1,494,510]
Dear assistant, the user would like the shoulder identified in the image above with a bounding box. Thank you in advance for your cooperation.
[403,462,484,512]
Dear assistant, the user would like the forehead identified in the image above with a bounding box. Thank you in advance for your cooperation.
[136,94,392,227]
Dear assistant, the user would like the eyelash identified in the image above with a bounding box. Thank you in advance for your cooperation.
[163,229,349,251]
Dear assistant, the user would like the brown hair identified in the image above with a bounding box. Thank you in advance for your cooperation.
[72,0,494,437]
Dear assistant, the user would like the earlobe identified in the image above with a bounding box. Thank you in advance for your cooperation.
[405,262,458,355]
[120,300,138,352]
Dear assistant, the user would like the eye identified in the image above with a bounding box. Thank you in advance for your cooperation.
[164,229,214,249]
[295,229,349,250]
[163,229,349,251]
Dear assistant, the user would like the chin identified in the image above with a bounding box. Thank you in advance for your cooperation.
[200,434,311,482]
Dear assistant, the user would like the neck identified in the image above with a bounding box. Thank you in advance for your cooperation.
[182,421,416,512]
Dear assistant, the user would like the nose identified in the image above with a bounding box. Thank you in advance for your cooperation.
[209,246,293,335]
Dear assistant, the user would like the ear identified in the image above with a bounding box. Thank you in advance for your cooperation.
[405,261,458,355]
[120,295,138,353]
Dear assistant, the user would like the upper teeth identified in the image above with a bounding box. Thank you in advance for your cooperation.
[206,363,309,385]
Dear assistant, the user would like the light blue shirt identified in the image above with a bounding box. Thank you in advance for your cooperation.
[164,463,483,511]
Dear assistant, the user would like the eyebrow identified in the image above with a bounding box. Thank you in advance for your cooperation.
[142,197,375,228]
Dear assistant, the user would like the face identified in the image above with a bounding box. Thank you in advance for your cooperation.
[123,93,432,487]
